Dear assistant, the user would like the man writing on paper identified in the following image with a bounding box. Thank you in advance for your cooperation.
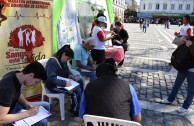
[0,62,50,126]
[71,37,97,81]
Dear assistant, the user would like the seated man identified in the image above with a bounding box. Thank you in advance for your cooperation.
[72,37,97,81]
[0,62,50,126]
[79,63,141,124]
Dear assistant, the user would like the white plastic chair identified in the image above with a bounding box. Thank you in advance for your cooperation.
[41,83,65,120]
[83,114,141,126]
[38,59,65,120]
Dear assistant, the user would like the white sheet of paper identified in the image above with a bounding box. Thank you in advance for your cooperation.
[13,120,28,126]
[113,46,123,48]
[80,69,92,72]
[57,76,79,91]
[14,106,51,126]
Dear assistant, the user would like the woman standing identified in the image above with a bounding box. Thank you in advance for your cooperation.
[91,16,115,64]
[110,16,124,31]
[112,21,129,67]
[45,45,83,116]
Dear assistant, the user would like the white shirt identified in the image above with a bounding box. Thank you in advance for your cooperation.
[180,24,192,36]
[92,26,106,50]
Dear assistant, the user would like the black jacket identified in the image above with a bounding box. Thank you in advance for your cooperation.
[85,75,132,120]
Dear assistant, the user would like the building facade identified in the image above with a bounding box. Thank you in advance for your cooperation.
[140,0,194,14]
[126,0,138,11]
[112,0,126,21]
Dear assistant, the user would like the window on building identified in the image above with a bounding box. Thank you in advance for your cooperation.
[163,3,167,10]
[186,4,190,10]
[171,4,175,10]
[179,4,182,10]
[149,2,152,10]
[156,3,160,10]
[143,4,146,10]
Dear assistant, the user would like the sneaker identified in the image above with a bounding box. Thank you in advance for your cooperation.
[161,99,172,104]
[176,107,189,115]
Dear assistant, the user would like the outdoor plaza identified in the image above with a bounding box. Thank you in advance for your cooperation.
[48,23,194,126]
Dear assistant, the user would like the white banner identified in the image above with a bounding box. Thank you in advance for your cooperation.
[57,0,82,50]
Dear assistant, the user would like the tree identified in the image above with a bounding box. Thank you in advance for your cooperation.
[124,9,137,18]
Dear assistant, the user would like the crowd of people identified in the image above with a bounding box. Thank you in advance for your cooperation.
[0,12,194,126]
[0,12,139,126]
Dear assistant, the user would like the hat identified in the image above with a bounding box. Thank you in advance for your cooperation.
[97,16,107,24]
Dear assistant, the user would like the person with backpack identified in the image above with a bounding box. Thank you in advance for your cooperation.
[162,38,194,115]
[169,15,192,66]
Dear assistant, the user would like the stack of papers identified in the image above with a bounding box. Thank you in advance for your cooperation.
[13,106,51,126]
[57,76,79,91]
[113,46,123,48]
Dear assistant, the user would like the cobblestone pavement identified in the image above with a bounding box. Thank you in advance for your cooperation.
[141,109,193,126]
[123,57,172,72]
[48,24,194,126]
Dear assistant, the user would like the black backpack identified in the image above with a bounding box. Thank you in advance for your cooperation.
[171,44,193,72]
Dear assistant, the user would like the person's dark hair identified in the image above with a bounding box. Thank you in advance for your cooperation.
[96,63,117,78]
[54,45,74,60]
[94,19,100,25]
[22,62,47,81]
[115,21,122,27]
[184,15,190,22]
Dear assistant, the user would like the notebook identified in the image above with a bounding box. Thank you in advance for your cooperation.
[57,76,79,91]
[13,106,51,126]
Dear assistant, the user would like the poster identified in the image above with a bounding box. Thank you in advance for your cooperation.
[0,0,52,97]
[57,0,82,50]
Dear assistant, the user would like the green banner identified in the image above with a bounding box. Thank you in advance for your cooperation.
[106,0,114,24]
[52,0,66,53]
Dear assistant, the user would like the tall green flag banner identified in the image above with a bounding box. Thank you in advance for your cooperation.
[106,0,114,24]
[52,0,65,53]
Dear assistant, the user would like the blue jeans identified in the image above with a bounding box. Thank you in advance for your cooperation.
[2,101,50,126]
[77,78,84,92]
[168,71,194,109]
[53,85,81,116]
[77,68,96,81]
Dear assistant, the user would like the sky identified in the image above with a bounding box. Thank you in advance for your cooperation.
[136,0,140,5]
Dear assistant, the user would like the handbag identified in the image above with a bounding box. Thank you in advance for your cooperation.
[122,42,129,51]
[172,37,186,46]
